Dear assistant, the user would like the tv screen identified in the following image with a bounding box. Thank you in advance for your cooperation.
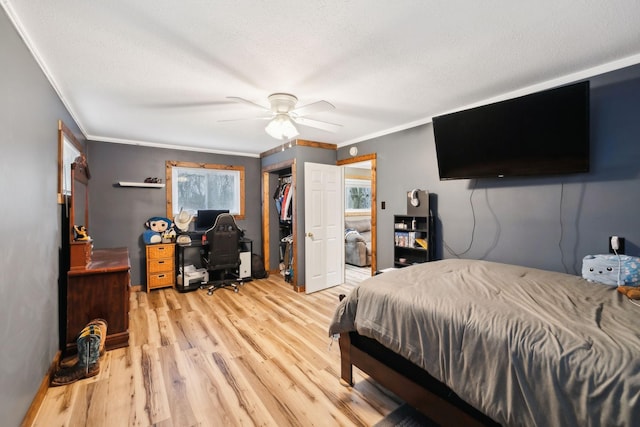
[195,209,229,231]
[432,81,590,180]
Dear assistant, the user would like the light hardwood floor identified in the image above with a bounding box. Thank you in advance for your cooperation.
[31,274,400,426]
[345,264,373,285]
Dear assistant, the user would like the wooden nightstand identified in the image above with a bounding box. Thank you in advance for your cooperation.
[146,243,176,292]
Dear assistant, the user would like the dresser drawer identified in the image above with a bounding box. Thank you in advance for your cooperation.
[148,258,173,273]
[147,244,175,259]
[148,272,174,288]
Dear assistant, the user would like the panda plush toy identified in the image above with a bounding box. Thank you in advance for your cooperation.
[143,216,176,244]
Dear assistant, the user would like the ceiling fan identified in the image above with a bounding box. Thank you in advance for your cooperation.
[221,93,342,140]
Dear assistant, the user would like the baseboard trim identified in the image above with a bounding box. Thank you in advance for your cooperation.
[21,350,61,427]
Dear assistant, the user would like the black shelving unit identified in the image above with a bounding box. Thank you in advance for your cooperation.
[393,214,434,268]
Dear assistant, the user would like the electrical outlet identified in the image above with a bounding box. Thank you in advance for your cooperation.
[609,236,626,254]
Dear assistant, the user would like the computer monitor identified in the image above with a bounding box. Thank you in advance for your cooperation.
[195,209,229,231]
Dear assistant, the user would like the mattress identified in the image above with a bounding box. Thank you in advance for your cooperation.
[329,259,640,426]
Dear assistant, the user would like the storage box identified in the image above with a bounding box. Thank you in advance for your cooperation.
[147,244,175,259]
[149,272,174,287]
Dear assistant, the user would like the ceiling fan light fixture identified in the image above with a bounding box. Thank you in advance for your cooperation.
[265,113,299,140]
[268,93,298,113]
[225,92,339,139]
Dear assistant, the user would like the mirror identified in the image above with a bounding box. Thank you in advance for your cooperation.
[70,158,89,241]
[58,120,84,204]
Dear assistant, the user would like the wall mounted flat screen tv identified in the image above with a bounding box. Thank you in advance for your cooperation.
[432,81,590,180]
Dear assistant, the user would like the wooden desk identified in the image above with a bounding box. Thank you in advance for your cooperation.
[66,247,131,353]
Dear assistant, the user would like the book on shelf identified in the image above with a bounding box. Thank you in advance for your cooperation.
[394,231,409,247]
[415,238,428,249]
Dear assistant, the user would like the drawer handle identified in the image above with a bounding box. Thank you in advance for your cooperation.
[158,274,165,278]
[158,261,165,265]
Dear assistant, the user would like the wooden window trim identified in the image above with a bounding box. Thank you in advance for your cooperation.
[165,160,245,220]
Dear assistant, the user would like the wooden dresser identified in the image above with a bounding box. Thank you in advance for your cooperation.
[66,247,131,352]
[146,243,176,292]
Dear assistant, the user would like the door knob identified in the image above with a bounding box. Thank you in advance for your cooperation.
[306,232,314,238]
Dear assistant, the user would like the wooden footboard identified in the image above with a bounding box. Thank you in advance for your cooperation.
[339,332,499,427]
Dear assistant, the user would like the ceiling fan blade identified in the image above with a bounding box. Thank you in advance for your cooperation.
[227,96,270,111]
[293,117,342,133]
[145,100,237,109]
[218,115,272,123]
[291,100,335,117]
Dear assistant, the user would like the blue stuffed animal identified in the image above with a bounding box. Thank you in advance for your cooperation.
[143,216,176,244]
[582,254,640,286]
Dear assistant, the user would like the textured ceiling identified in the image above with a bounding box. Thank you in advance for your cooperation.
[3,1,640,157]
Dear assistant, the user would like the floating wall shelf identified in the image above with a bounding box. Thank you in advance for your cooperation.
[117,181,165,188]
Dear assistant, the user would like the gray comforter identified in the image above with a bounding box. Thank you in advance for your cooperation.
[328,259,640,426]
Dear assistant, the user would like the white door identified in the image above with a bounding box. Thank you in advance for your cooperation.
[304,162,344,293]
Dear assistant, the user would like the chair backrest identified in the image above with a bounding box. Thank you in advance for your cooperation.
[205,213,241,269]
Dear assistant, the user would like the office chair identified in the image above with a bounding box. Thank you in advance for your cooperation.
[202,213,242,295]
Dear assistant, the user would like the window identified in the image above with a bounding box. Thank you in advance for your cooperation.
[345,178,371,214]
[166,161,245,219]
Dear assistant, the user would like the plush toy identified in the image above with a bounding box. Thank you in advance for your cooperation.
[143,216,175,244]
[581,254,640,286]
[73,225,90,241]
[163,227,177,242]
[617,285,640,300]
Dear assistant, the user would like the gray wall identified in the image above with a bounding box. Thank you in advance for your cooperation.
[0,8,85,426]
[87,142,262,287]
[339,67,640,274]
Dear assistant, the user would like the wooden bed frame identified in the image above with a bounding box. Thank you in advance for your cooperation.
[339,331,500,427]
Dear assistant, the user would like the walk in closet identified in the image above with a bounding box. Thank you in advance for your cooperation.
[274,174,294,282]
[262,159,300,290]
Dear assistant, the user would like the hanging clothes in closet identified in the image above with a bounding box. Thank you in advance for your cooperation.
[273,176,293,222]
[274,175,294,282]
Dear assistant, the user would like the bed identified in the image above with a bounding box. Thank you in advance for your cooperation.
[328,259,640,426]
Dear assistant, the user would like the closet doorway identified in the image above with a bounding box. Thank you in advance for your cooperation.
[338,153,377,279]
[262,159,299,290]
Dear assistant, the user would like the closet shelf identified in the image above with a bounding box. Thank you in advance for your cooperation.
[117,181,165,188]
